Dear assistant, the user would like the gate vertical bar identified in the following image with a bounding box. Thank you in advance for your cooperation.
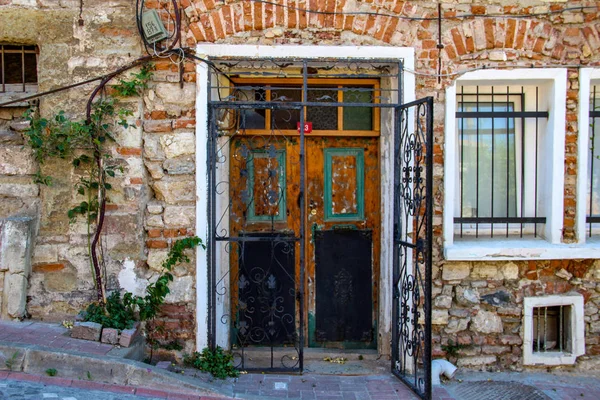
[424,96,434,400]
[298,60,308,372]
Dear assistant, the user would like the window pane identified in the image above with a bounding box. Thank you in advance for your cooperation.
[459,102,517,218]
[343,89,372,130]
[307,88,337,130]
[237,88,266,130]
[271,88,301,130]
[24,53,37,83]
[3,52,22,84]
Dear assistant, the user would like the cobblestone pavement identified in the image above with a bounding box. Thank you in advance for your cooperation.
[0,378,163,399]
[0,373,228,400]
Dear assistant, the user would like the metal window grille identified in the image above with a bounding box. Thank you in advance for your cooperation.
[455,86,549,238]
[1,44,38,93]
[532,305,571,353]
[587,84,600,236]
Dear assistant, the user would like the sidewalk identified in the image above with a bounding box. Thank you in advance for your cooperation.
[2,320,600,399]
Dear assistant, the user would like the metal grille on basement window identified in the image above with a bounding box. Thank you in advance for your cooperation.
[532,305,571,354]
[1,44,38,93]
[588,84,600,236]
[455,86,549,238]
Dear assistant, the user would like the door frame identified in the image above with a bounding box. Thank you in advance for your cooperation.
[195,45,416,358]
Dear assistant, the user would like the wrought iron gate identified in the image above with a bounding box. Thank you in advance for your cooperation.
[207,100,305,372]
[391,97,434,399]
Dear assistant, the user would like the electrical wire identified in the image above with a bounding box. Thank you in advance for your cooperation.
[246,0,597,22]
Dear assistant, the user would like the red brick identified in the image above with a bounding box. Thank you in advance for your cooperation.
[253,1,263,31]
[147,240,169,249]
[199,14,215,42]
[144,120,172,133]
[130,177,143,185]
[71,380,107,391]
[32,263,65,273]
[220,5,234,36]
[174,119,196,129]
[163,229,178,238]
[189,22,205,41]
[505,19,516,48]
[243,2,253,31]
[451,28,467,56]
[117,147,142,156]
[147,229,162,238]
[471,5,486,15]
[40,376,73,387]
[484,19,495,49]
[105,384,137,395]
[533,38,545,53]
[151,110,168,120]
[210,12,225,39]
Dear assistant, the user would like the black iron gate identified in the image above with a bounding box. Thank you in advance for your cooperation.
[391,97,434,399]
[207,101,305,372]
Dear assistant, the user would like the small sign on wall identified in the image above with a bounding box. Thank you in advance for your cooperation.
[297,122,313,133]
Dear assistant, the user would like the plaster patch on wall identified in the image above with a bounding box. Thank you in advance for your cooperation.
[117,259,146,297]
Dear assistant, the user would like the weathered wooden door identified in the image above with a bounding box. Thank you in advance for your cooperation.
[306,136,380,349]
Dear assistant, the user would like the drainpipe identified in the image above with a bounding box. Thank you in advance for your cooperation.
[431,359,457,385]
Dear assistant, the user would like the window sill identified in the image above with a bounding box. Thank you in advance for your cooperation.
[445,237,600,260]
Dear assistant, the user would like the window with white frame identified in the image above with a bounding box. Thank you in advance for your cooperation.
[454,85,549,238]
[444,69,567,259]
[587,81,600,237]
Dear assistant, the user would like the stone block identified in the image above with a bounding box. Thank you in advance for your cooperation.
[442,262,470,281]
[499,335,523,345]
[160,133,195,159]
[472,264,499,279]
[0,217,34,274]
[153,179,195,204]
[0,147,37,176]
[101,328,119,344]
[146,214,164,228]
[5,274,28,318]
[471,310,503,334]
[163,157,195,175]
[147,202,164,215]
[457,356,497,367]
[502,262,519,280]
[434,295,452,309]
[432,309,449,325]
[71,321,102,341]
[481,290,511,307]
[0,183,39,198]
[481,345,511,355]
[456,286,479,306]
[147,249,169,271]
[163,206,194,227]
[165,276,195,303]
[155,83,195,108]
[119,327,139,347]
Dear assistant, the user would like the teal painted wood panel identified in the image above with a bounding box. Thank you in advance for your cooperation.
[324,148,364,221]
[246,149,287,222]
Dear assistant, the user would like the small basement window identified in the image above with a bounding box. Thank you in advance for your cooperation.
[523,295,584,365]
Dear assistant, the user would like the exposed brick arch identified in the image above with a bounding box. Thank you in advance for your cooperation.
[180,0,428,45]
[442,18,600,64]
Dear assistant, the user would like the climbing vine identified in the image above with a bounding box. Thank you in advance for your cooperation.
[24,65,154,302]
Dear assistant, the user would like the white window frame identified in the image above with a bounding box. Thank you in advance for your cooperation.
[444,69,568,260]
[576,69,600,256]
[523,294,584,366]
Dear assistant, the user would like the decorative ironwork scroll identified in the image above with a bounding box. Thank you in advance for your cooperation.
[392,97,434,400]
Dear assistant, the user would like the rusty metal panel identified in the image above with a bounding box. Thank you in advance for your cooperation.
[314,229,372,343]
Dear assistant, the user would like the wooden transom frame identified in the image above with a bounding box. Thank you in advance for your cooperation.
[230,77,381,137]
